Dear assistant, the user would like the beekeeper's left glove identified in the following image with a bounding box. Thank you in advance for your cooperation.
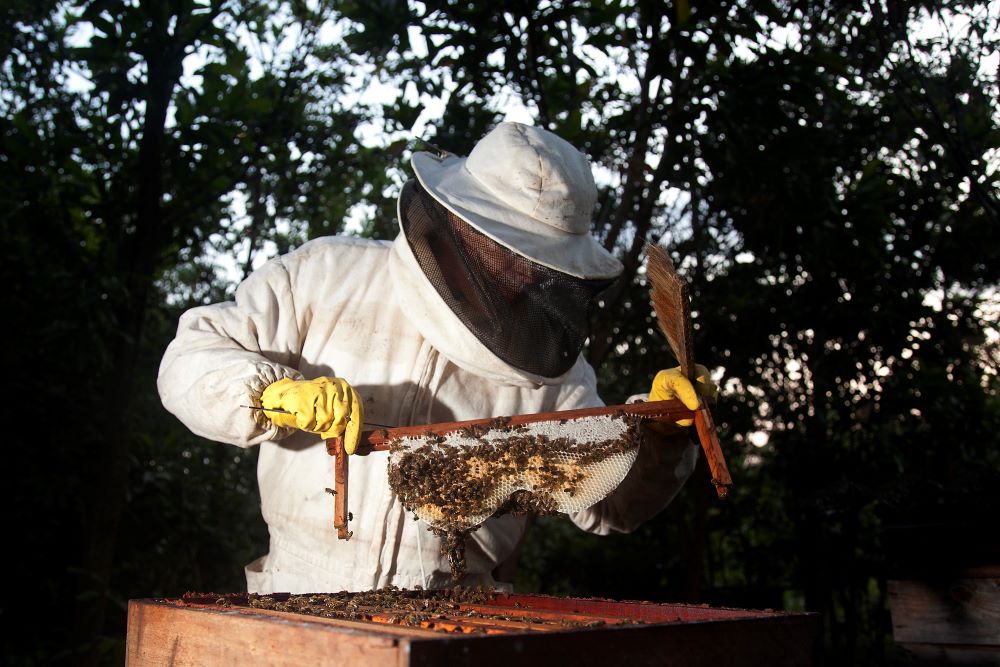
[260,377,364,454]
[649,364,718,428]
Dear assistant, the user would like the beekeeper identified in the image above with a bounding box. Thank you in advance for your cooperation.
[158,121,714,594]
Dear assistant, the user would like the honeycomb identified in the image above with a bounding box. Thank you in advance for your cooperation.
[387,413,642,532]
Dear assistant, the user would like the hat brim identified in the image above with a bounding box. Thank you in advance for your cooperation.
[410,151,624,280]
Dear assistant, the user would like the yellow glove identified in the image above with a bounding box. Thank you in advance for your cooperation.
[260,377,364,454]
[649,364,718,428]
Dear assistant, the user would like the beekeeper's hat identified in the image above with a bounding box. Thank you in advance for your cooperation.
[409,122,624,280]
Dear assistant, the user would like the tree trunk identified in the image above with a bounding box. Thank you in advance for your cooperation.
[70,32,178,665]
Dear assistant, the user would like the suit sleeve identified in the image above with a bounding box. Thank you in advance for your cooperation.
[156,256,305,447]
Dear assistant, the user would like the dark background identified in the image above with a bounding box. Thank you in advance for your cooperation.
[2,1,998,665]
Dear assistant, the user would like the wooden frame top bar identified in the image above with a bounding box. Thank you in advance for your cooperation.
[344,399,698,454]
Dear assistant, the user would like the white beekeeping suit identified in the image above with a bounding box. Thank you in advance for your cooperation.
[157,122,701,593]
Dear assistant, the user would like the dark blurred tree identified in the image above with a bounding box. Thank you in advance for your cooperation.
[690,4,1000,662]
[332,1,999,664]
[1,0,397,663]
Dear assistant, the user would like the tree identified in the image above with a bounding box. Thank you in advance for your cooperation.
[693,4,999,661]
[1,1,395,662]
[332,1,999,662]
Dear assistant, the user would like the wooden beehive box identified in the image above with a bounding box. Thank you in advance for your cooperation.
[884,518,1000,664]
[888,566,1000,664]
[126,590,818,666]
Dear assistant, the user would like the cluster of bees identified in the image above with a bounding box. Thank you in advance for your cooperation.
[431,526,475,580]
[239,587,492,625]
[227,587,608,631]
[385,413,645,580]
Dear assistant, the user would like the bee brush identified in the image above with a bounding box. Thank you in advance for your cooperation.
[645,243,733,498]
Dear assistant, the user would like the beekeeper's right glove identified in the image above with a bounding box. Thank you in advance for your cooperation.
[260,377,364,454]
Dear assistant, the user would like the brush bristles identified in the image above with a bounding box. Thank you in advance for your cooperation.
[645,243,695,379]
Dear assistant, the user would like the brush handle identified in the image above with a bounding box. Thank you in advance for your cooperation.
[680,350,733,498]
[694,406,733,498]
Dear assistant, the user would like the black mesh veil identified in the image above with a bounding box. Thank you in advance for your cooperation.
[399,179,614,378]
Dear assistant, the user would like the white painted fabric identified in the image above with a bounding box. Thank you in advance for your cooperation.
[157,234,698,594]
[412,122,623,279]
